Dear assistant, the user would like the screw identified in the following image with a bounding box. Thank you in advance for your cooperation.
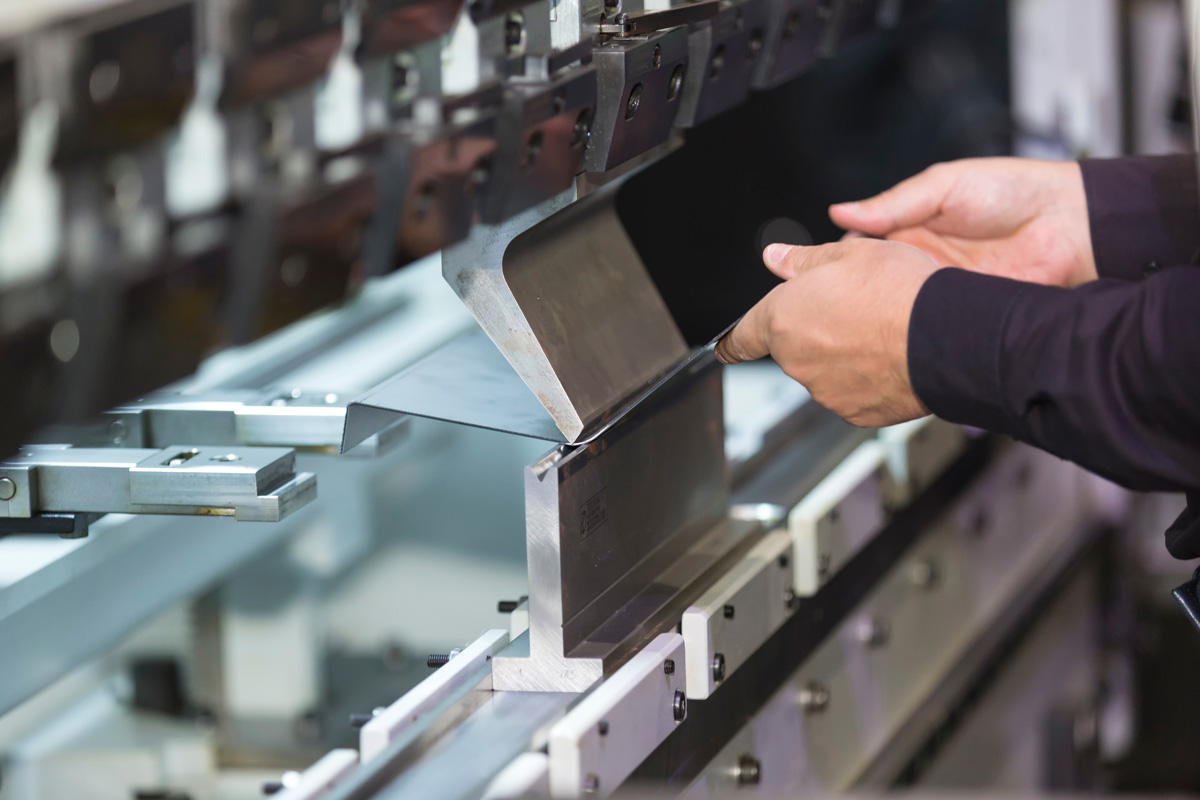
[427,654,450,668]
[0,477,16,502]
[736,754,762,785]
[584,774,600,794]
[784,587,798,611]
[108,419,128,444]
[625,82,642,120]
[498,600,520,613]
[748,30,763,61]
[712,653,726,683]
[262,782,284,795]
[504,12,525,54]
[663,658,675,675]
[857,618,890,648]
[798,682,829,712]
[349,707,386,728]
[708,44,726,79]
[667,65,684,101]
[778,552,790,569]
[598,720,609,736]
[910,559,939,589]
[672,689,687,721]
[817,552,832,579]
[652,44,662,68]
[783,11,799,38]
[571,108,591,146]
[723,604,735,619]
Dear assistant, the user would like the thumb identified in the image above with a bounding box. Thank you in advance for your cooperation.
[829,165,956,236]
[715,296,774,366]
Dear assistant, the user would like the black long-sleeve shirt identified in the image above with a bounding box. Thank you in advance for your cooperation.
[907,155,1200,559]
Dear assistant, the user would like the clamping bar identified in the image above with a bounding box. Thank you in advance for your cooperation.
[0,445,316,523]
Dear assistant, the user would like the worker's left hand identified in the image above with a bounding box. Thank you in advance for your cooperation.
[716,239,937,428]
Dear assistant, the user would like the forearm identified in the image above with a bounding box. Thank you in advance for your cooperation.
[908,267,1200,494]
[1080,155,1200,281]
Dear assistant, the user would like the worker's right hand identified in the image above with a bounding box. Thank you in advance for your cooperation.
[830,158,1097,288]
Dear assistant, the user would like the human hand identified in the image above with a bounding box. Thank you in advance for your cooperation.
[830,158,1096,288]
[715,239,937,428]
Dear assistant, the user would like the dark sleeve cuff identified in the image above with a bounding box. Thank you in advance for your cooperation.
[907,268,1039,435]
[1079,155,1200,281]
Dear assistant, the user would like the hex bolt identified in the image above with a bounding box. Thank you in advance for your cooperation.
[349,707,386,728]
[427,648,461,668]
[910,559,939,589]
[625,82,642,121]
[857,618,890,648]
[735,754,762,786]
[663,658,675,675]
[712,653,726,683]
[667,65,685,101]
[584,773,601,794]
[0,477,16,502]
[672,689,687,722]
[723,604,735,619]
[797,682,829,713]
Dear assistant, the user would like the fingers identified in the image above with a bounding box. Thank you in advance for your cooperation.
[829,163,957,236]
[762,241,855,280]
[715,296,773,365]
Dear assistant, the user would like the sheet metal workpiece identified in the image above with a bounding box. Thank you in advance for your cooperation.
[441,187,688,443]
[492,360,763,692]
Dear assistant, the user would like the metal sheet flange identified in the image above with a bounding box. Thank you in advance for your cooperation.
[547,633,687,798]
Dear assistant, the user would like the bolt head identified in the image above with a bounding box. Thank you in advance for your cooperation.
[798,682,829,712]
[857,618,890,648]
[0,477,15,502]
[598,719,609,736]
[736,754,762,785]
[663,658,675,675]
[723,604,735,619]
[672,689,687,721]
[712,653,726,683]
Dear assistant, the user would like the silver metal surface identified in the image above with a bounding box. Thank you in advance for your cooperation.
[0,445,316,522]
[61,389,408,454]
[342,331,565,447]
[493,361,763,692]
[441,186,687,443]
